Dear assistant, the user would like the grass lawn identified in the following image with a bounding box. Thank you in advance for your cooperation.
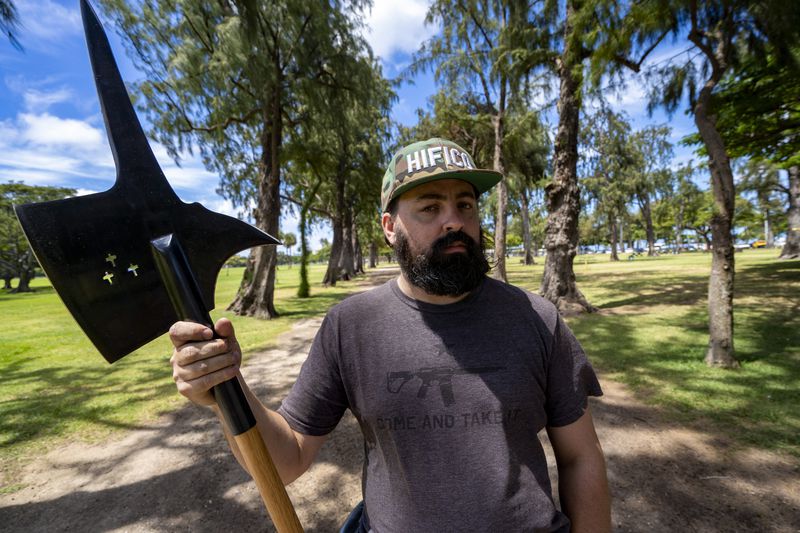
[507,248,800,458]
[2,248,798,492]
[1,262,370,488]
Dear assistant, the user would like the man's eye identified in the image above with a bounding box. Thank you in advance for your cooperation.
[422,205,439,212]
[459,202,474,210]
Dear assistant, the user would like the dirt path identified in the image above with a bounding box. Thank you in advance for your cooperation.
[2,270,798,532]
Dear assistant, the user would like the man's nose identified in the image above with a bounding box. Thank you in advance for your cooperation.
[442,205,465,233]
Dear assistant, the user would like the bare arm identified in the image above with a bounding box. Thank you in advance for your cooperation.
[546,408,611,533]
[170,318,326,484]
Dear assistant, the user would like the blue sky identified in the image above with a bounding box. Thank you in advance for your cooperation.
[1,0,698,250]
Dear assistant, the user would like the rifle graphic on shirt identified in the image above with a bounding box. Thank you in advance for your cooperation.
[386,366,503,407]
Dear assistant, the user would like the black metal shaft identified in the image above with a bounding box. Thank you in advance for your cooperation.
[150,233,256,436]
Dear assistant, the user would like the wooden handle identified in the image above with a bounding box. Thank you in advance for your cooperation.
[234,426,304,533]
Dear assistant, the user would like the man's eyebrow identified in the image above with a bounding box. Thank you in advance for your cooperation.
[413,190,476,201]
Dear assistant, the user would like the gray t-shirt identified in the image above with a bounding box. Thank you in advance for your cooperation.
[278,277,602,532]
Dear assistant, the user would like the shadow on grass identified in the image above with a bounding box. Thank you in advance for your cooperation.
[570,257,800,456]
[0,286,56,302]
[0,322,364,533]
[0,357,175,451]
[0,391,364,532]
[594,270,709,309]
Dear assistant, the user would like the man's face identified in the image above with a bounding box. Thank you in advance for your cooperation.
[382,179,489,296]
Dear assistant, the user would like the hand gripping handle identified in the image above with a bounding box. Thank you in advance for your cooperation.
[151,234,303,533]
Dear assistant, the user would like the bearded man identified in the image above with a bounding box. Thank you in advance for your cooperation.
[168,138,611,532]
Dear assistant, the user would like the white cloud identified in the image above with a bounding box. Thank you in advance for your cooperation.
[0,110,113,186]
[22,87,73,112]
[363,0,438,60]
[16,0,82,49]
[19,112,105,149]
[161,163,219,194]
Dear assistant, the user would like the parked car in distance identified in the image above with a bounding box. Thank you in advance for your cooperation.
[751,239,767,248]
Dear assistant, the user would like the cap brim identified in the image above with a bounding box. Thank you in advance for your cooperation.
[390,168,503,206]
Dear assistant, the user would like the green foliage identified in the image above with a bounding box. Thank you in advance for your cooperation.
[579,107,636,250]
[0,183,76,290]
[628,1,800,119]
[710,50,800,167]
[100,0,373,209]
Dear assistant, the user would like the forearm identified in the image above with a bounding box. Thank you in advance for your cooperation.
[557,442,612,533]
[211,375,311,485]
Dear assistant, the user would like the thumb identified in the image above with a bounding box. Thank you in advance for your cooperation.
[214,317,236,340]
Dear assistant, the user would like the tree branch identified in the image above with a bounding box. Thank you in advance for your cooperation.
[281,193,332,217]
[178,106,262,133]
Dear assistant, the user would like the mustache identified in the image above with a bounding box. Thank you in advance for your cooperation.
[431,230,479,253]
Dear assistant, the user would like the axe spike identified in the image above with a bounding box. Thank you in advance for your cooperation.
[80,0,174,199]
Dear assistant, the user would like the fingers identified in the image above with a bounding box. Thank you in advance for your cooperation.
[172,338,239,375]
[173,362,239,406]
[168,321,213,347]
[168,318,241,406]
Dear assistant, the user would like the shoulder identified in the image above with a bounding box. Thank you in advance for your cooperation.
[324,279,395,321]
[481,278,559,333]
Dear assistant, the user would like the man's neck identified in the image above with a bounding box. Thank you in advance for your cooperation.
[396,273,471,305]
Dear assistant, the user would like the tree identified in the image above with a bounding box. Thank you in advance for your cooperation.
[580,107,636,262]
[630,125,674,255]
[1,183,76,292]
[280,231,296,266]
[600,0,800,367]
[415,0,518,282]
[668,162,701,251]
[707,48,800,259]
[510,0,668,313]
[101,0,370,318]
[737,160,787,247]
[0,0,21,50]
[503,107,550,265]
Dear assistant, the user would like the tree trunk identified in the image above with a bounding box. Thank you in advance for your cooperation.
[368,241,378,268]
[338,205,355,280]
[3,276,11,289]
[298,204,310,298]
[540,6,595,314]
[520,186,534,265]
[639,192,657,255]
[323,167,348,286]
[491,98,508,282]
[228,99,281,318]
[14,270,32,292]
[323,215,344,286]
[609,216,619,261]
[780,165,800,259]
[695,84,739,368]
[14,254,35,293]
[675,198,685,252]
[352,220,364,275]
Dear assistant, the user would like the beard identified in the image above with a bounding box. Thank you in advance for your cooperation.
[394,227,490,296]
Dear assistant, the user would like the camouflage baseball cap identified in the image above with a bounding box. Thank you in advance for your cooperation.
[381,138,503,213]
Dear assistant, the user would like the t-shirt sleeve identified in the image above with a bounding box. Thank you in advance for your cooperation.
[276,314,349,436]
[544,314,603,427]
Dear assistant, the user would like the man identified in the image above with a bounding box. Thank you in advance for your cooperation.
[170,138,611,532]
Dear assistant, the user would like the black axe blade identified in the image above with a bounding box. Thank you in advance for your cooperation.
[13,0,278,363]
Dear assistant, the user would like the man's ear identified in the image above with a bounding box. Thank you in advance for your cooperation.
[381,212,396,246]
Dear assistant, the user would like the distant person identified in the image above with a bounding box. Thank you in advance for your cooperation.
[168,138,611,532]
